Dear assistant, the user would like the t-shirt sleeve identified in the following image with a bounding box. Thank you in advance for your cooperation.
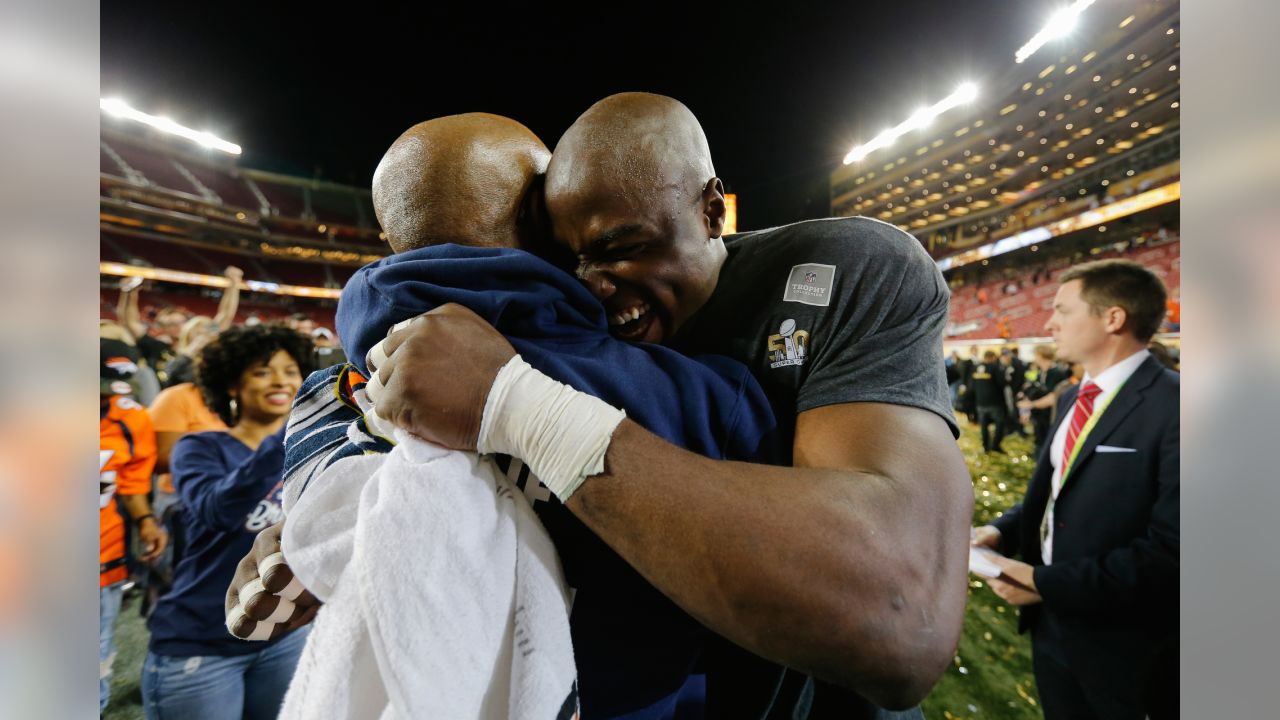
[796,221,959,436]
[118,404,157,495]
[148,385,194,433]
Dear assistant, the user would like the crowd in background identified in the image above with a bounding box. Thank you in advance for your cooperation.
[99,270,326,716]
[948,339,1179,456]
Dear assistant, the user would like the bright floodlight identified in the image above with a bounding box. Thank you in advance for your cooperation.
[843,82,979,165]
[1016,0,1096,63]
[99,98,242,155]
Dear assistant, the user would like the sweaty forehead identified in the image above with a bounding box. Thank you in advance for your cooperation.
[548,184,674,255]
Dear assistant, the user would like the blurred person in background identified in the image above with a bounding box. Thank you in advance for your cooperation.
[100,337,166,714]
[99,319,160,405]
[1148,341,1179,371]
[142,325,313,719]
[309,326,335,348]
[286,312,315,338]
[946,349,962,407]
[1000,347,1028,438]
[118,276,183,384]
[1019,345,1071,457]
[159,266,243,388]
[971,349,1007,453]
[974,259,1178,720]
[958,344,979,423]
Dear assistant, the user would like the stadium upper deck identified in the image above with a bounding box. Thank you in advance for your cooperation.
[830,0,1179,270]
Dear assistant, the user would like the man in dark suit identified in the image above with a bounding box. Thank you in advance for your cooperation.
[972,259,1178,719]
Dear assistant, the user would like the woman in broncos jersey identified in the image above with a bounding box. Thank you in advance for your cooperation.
[142,325,313,720]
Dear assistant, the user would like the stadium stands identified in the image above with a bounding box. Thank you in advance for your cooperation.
[100,122,386,339]
[831,0,1180,271]
[183,163,263,212]
[106,139,203,197]
[945,229,1179,341]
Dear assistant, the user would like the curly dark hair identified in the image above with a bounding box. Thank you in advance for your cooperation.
[195,324,315,426]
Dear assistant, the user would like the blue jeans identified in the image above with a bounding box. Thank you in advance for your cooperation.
[100,582,124,713]
[142,628,308,720]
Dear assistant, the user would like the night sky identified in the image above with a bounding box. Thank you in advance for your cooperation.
[102,2,1052,230]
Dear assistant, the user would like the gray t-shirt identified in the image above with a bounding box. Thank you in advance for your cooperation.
[675,216,957,453]
[672,216,953,720]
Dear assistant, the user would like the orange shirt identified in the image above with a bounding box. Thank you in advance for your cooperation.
[148,383,226,494]
[100,395,157,587]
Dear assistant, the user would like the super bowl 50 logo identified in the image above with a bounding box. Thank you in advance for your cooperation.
[767,319,809,369]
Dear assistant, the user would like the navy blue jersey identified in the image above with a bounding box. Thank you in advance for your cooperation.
[293,244,781,719]
[149,429,301,657]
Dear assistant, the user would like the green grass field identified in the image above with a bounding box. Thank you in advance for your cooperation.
[105,416,1042,719]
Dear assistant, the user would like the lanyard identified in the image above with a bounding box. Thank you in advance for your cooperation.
[1042,377,1129,546]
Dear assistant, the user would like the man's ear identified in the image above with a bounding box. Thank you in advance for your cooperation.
[1103,306,1129,335]
[701,177,727,240]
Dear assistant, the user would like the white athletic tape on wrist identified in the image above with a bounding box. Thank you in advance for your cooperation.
[477,356,626,501]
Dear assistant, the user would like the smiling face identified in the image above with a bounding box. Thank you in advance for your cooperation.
[550,180,725,344]
[545,93,726,344]
[230,349,302,425]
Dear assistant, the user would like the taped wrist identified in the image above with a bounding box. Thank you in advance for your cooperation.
[477,356,625,501]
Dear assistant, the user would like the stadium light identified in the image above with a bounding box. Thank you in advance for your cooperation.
[99,98,242,155]
[843,82,979,165]
[1015,0,1096,64]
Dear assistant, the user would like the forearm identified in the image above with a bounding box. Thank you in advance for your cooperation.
[179,437,283,530]
[119,493,154,522]
[117,290,145,339]
[1027,394,1056,409]
[565,420,970,707]
[214,279,240,329]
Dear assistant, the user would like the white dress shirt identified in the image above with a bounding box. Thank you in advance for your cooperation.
[1042,348,1150,564]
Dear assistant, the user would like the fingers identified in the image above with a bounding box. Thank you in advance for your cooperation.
[225,522,321,641]
[259,551,320,607]
[139,528,168,563]
[373,312,431,365]
[226,604,278,642]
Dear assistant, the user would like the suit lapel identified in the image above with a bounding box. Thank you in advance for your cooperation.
[1058,357,1162,494]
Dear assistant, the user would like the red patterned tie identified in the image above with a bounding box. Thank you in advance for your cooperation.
[1061,380,1103,475]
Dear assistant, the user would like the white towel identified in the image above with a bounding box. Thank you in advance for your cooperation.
[280,430,578,719]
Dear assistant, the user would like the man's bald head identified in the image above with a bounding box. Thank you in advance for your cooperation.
[546,93,716,213]
[373,113,550,253]
[542,93,728,345]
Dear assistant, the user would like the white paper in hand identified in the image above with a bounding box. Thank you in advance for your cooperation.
[969,546,1003,578]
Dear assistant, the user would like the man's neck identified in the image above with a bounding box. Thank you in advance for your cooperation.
[1083,339,1146,379]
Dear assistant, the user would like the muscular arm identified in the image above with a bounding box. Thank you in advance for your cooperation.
[564,403,972,708]
[369,304,972,708]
